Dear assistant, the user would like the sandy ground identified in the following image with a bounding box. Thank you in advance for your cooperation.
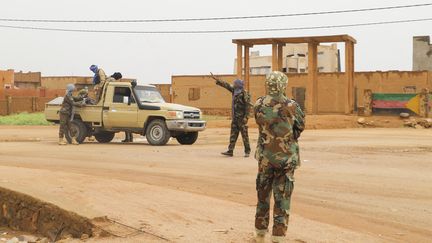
[0,125,431,243]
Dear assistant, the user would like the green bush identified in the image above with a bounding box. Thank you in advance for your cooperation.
[0,113,53,126]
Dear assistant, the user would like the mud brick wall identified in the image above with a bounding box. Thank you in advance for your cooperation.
[172,71,432,115]
[0,187,93,241]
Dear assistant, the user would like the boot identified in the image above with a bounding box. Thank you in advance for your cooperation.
[245,152,250,158]
[71,137,79,145]
[255,229,267,243]
[221,151,233,157]
[58,137,67,145]
[271,236,285,243]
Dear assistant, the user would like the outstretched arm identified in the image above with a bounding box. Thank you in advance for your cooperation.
[210,72,234,93]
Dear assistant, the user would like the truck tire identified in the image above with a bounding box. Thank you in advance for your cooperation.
[94,131,115,143]
[146,119,171,146]
[176,132,198,145]
[66,120,88,144]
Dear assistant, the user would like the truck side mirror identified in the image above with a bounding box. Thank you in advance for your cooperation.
[123,96,130,105]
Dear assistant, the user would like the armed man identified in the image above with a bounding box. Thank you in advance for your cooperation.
[89,64,107,102]
[58,84,85,145]
[211,73,251,157]
[254,71,305,243]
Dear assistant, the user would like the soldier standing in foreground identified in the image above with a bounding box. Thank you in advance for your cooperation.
[58,84,85,145]
[211,73,251,157]
[254,71,305,243]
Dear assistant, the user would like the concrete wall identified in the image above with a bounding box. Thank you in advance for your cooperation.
[14,71,41,89]
[41,76,93,90]
[0,70,14,88]
[152,84,172,102]
[172,71,432,115]
[355,71,432,107]
[413,36,432,71]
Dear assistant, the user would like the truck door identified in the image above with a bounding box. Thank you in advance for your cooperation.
[102,85,138,128]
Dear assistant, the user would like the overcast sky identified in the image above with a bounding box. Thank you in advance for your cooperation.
[1,0,431,84]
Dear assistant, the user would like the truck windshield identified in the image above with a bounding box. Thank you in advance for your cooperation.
[134,86,165,103]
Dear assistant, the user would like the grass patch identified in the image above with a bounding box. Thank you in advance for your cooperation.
[202,115,230,121]
[0,113,53,126]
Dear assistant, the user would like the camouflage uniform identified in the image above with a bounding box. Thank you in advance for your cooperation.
[78,89,96,105]
[216,79,251,155]
[59,92,84,139]
[254,71,305,241]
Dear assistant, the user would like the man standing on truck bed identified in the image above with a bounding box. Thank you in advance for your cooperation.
[59,84,85,145]
[211,73,251,157]
[89,64,107,102]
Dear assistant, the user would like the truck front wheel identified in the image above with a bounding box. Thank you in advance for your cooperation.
[146,119,171,146]
[176,132,198,145]
[94,131,115,143]
[66,120,88,144]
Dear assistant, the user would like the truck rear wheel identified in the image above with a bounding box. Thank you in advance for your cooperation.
[94,131,115,143]
[146,119,170,146]
[66,120,88,144]
[176,132,198,145]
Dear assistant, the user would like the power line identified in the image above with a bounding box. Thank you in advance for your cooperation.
[0,3,431,23]
[0,18,431,34]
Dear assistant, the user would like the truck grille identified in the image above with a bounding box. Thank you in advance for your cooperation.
[183,111,200,119]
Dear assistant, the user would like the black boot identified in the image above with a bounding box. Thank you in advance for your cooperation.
[221,151,234,157]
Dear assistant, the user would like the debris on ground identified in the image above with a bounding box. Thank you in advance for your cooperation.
[400,112,410,118]
[404,118,432,129]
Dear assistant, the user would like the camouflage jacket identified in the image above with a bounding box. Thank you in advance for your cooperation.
[216,80,250,121]
[254,95,305,176]
[59,93,83,115]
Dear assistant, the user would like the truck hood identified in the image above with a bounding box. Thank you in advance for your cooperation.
[148,103,200,112]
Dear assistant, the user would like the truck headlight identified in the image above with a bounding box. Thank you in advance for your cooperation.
[168,111,183,119]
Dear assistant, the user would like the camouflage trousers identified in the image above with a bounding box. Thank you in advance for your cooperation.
[58,113,71,138]
[228,119,250,153]
[255,165,294,237]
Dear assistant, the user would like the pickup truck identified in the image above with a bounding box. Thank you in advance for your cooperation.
[44,81,206,145]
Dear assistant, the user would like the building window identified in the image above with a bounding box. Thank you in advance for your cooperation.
[188,88,200,101]
[318,51,324,55]
[299,69,306,73]
[403,86,416,93]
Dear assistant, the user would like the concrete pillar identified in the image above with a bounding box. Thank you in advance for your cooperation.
[345,41,355,114]
[272,43,278,71]
[236,44,243,80]
[277,44,284,71]
[244,45,250,91]
[306,42,318,114]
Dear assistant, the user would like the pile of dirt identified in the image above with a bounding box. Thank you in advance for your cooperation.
[403,118,432,129]
[0,187,94,242]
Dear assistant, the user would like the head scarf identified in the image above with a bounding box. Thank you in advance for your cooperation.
[89,64,98,73]
[66,84,75,95]
[233,79,244,96]
[265,71,288,97]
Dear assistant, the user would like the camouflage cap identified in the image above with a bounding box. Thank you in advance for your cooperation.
[78,89,88,96]
[265,71,288,96]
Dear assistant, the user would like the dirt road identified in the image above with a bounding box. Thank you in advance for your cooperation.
[0,126,431,242]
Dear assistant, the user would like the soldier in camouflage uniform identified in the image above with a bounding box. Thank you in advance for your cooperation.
[59,84,85,145]
[253,71,305,243]
[213,75,251,157]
